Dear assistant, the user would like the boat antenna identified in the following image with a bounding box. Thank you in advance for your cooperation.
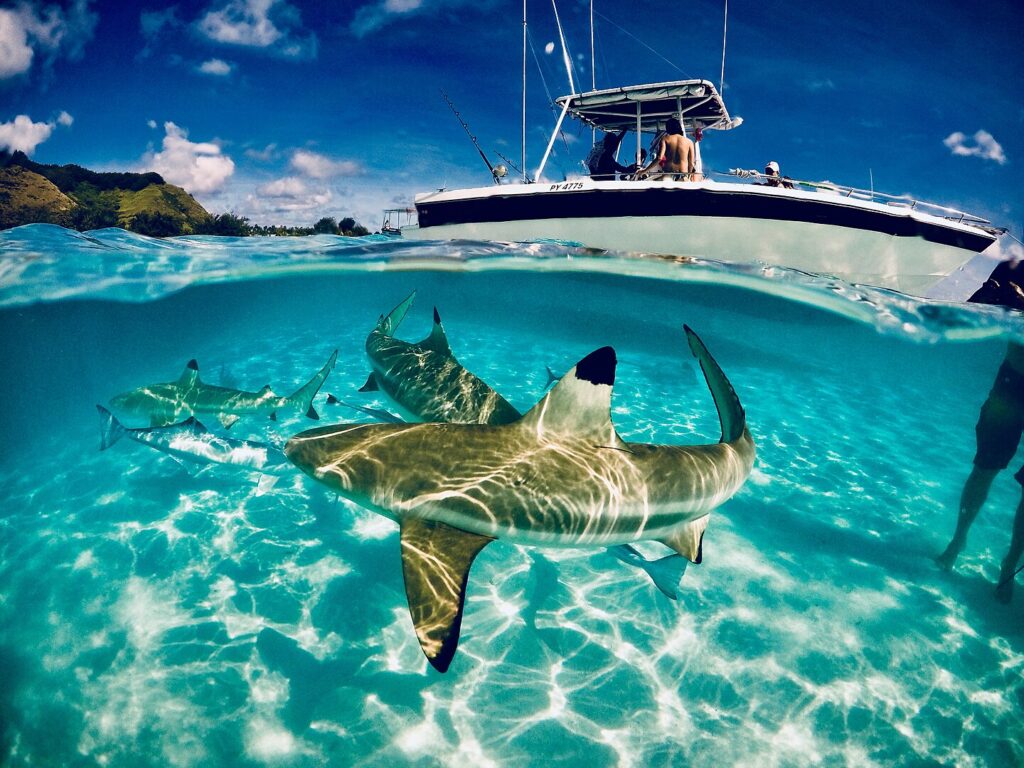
[522,0,528,182]
[441,89,500,184]
[719,0,728,94]
[590,0,595,144]
[551,0,576,94]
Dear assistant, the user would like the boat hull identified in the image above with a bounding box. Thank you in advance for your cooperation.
[408,182,997,295]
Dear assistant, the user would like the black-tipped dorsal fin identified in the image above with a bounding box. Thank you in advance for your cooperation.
[518,346,620,442]
[419,307,451,355]
[400,518,493,673]
[179,359,200,385]
[684,325,746,443]
[661,515,710,564]
[358,372,379,392]
[182,416,209,433]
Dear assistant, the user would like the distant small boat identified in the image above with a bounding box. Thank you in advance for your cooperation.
[405,79,1003,295]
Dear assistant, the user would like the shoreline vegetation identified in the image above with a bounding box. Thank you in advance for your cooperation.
[0,151,369,238]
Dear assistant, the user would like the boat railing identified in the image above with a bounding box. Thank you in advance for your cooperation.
[720,169,1003,232]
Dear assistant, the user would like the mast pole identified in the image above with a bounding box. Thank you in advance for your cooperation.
[590,0,595,144]
[522,0,528,182]
[719,0,728,94]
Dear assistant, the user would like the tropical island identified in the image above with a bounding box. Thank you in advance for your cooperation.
[0,151,369,237]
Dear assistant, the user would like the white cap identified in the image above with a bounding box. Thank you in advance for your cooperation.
[766,161,780,173]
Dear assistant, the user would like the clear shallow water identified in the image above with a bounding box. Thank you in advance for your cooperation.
[1,225,1022,766]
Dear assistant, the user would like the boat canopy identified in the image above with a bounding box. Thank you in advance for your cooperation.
[555,79,740,134]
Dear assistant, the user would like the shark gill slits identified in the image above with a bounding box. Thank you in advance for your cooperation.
[574,346,616,386]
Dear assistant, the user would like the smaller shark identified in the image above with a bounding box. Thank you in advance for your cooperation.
[359,291,519,424]
[109,350,337,429]
[97,405,292,475]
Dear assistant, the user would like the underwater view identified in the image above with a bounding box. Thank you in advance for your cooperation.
[1,224,1022,767]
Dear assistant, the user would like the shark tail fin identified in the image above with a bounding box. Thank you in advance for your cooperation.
[287,349,338,419]
[96,404,126,450]
[378,290,416,336]
[684,325,746,444]
[643,553,688,600]
[400,518,492,673]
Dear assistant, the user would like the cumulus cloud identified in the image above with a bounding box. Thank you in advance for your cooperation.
[943,130,1006,165]
[147,119,157,129]
[142,122,235,194]
[0,0,97,79]
[350,0,489,37]
[244,143,278,161]
[198,57,233,75]
[289,149,362,179]
[197,0,316,58]
[249,175,332,213]
[0,112,73,154]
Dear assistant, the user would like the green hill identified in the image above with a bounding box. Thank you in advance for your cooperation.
[0,151,212,235]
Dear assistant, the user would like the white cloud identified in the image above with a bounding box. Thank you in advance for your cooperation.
[197,0,316,58]
[245,143,278,161]
[147,119,157,129]
[142,122,236,194]
[544,41,554,55]
[0,112,73,154]
[943,130,1007,165]
[350,0,488,37]
[289,149,362,179]
[0,0,97,80]
[198,57,233,76]
[807,78,835,92]
[249,175,332,213]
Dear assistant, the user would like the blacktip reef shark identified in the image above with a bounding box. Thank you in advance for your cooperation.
[358,293,691,600]
[109,350,338,429]
[97,405,292,476]
[358,291,519,424]
[286,326,755,672]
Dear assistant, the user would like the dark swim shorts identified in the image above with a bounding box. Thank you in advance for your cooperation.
[974,360,1024,482]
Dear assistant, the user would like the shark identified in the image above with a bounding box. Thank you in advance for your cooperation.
[109,350,338,429]
[358,291,519,425]
[97,405,292,476]
[285,326,755,672]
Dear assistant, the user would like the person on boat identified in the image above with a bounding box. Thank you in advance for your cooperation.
[640,117,695,181]
[936,258,1024,603]
[763,161,796,189]
[586,129,634,180]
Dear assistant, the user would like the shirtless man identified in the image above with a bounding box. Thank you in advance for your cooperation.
[642,117,696,180]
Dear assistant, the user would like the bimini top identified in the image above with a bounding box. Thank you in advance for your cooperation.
[555,79,740,134]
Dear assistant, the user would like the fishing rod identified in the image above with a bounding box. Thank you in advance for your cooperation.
[441,90,503,184]
[496,150,532,183]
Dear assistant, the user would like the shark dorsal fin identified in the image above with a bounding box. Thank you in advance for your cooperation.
[400,518,492,673]
[518,346,620,442]
[179,359,200,386]
[182,416,209,433]
[258,384,273,395]
[419,307,451,355]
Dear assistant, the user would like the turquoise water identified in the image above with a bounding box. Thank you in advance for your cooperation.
[1,224,1022,766]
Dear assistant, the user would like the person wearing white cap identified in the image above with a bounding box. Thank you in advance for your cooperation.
[764,161,795,189]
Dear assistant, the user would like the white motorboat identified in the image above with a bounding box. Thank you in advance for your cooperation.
[405,79,1003,295]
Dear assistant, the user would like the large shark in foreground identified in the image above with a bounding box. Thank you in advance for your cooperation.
[109,350,338,428]
[286,327,755,672]
[358,291,519,424]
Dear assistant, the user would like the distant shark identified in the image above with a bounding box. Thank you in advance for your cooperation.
[358,291,519,424]
[286,326,755,672]
[109,350,337,429]
[97,404,291,476]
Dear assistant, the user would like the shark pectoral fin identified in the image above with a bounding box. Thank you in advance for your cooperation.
[399,518,493,673]
[218,413,240,430]
[358,373,379,392]
[661,515,710,564]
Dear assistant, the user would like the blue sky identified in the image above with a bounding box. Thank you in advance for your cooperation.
[1,0,1022,239]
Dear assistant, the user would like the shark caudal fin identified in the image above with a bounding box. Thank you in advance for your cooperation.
[518,346,623,445]
[684,325,746,444]
[399,518,493,673]
[608,545,688,600]
[96,404,127,450]
[287,349,338,420]
[377,290,416,337]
